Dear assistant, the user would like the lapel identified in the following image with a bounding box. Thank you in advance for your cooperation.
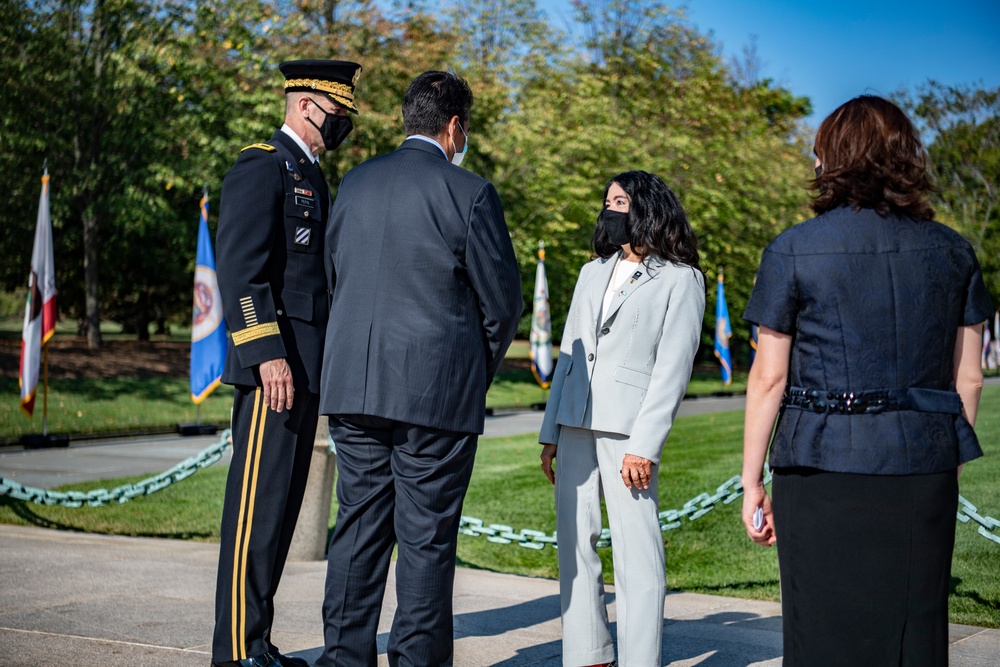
[599,254,666,328]
[271,130,330,218]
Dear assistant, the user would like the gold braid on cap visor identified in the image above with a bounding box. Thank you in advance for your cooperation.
[284,78,355,108]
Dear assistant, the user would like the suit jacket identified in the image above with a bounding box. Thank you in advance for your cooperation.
[539,253,706,464]
[744,206,992,474]
[216,129,332,393]
[319,139,523,434]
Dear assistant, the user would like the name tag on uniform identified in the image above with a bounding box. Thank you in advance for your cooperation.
[294,195,315,208]
[295,227,312,246]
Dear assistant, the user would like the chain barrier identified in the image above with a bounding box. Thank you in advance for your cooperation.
[460,466,999,550]
[0,429,232,508]
[957,495,1000,545]
[0,432,997,548]
[460,466,775,550]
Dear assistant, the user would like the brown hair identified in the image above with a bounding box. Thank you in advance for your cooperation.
[811,95,934,219]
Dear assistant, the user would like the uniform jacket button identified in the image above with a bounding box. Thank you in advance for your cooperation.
[600,327,610,335]
[587,353,595,361]
[277,309,284,316]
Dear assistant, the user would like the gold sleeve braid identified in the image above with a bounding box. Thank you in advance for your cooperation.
[231,322,280,346]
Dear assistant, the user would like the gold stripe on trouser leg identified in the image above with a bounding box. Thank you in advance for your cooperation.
[239,399,268,653]
[231,388,266,660]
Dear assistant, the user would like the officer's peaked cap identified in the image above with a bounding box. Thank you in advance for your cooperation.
[279,59,362,114]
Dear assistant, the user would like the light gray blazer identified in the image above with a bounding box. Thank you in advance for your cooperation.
[538,252,706,464]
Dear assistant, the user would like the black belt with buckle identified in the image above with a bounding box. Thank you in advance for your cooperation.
[781,386,962,416]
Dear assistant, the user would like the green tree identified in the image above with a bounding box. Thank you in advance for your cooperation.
[901,81,1000,303]
[0,0,299,342]
[280,0,457,184]
[491,0,813,352]
[10,0,183,347]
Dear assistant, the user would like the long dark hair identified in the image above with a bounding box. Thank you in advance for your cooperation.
[811,95,934,219]
[592,170,702,272]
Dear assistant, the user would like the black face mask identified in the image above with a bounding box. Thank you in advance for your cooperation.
[308,99,353,150]
[601,209,630,246]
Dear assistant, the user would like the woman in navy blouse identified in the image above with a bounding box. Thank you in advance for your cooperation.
[741,95,991,666]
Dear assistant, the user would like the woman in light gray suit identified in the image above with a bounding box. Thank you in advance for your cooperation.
[540,171,705,667]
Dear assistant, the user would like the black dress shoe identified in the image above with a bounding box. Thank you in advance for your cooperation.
[268,650,309,667]
[211,653,279,667]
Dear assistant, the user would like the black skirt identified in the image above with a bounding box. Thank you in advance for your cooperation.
[771,467,958,667]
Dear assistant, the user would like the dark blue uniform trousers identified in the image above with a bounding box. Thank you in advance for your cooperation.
[317,414,479,667]
[213,385,319,663]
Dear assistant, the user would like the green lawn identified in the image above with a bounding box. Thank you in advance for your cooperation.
[0,377,236,441]
[2,387,997,627]
[0,338,744,441]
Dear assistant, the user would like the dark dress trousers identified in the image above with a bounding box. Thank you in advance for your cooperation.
[317,139,523,667]
[743,206,992,666]
[212,129,330,664]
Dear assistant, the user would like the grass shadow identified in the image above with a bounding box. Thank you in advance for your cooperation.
[951,576,1000,613]
[0,496,215,540]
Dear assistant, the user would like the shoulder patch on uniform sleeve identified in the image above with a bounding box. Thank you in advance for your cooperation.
[241,143,276,153]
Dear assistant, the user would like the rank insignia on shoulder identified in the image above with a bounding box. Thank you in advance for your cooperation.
[295,226,312,245]
[241,143,276,152]
[285,160,303,181]
[294,187,314,196]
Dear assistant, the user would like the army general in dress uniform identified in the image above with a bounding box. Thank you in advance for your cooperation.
[211,59,362,667]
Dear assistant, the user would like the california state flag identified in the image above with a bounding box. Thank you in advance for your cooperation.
[19,170,57,417]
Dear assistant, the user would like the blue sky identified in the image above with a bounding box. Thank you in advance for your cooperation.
[537,0,1000,127]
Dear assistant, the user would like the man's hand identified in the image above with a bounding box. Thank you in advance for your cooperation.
[259,358,294,412]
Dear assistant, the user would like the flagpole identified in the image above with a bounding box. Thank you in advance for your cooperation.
[42,342,49,436]
[539,242,549,402]
[196,185,207,431]
[179,185,224,436]
[20,161,68,448]
[41,160,50,437]
[196,184,207,433]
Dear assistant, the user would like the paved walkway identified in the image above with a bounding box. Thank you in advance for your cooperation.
[1,396,998,666]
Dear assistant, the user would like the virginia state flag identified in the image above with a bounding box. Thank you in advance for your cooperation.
[190,192,227,403]
[19,169,57,417]
[714,272,733,385]
[529,244,554,388]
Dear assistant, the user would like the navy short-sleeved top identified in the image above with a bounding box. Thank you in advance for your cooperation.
[744,206,993,474]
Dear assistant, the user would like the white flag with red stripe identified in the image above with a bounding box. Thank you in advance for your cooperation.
[19,170,57,417]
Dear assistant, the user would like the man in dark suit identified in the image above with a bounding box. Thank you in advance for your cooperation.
[212,59,362,667]
[316,71,523,667]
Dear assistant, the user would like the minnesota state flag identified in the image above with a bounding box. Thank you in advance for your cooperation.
[190,191,227,403]
[714,272,733,385]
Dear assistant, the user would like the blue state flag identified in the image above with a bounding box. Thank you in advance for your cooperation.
[714,272,733,385]
[190,191,228,404]
[530,243,554,388]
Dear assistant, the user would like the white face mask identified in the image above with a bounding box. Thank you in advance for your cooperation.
[451,122,468,167]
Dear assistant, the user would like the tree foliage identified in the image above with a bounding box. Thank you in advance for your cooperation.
[482,1,814,348]
[898,81,1000,305]
[3,0,823,366]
